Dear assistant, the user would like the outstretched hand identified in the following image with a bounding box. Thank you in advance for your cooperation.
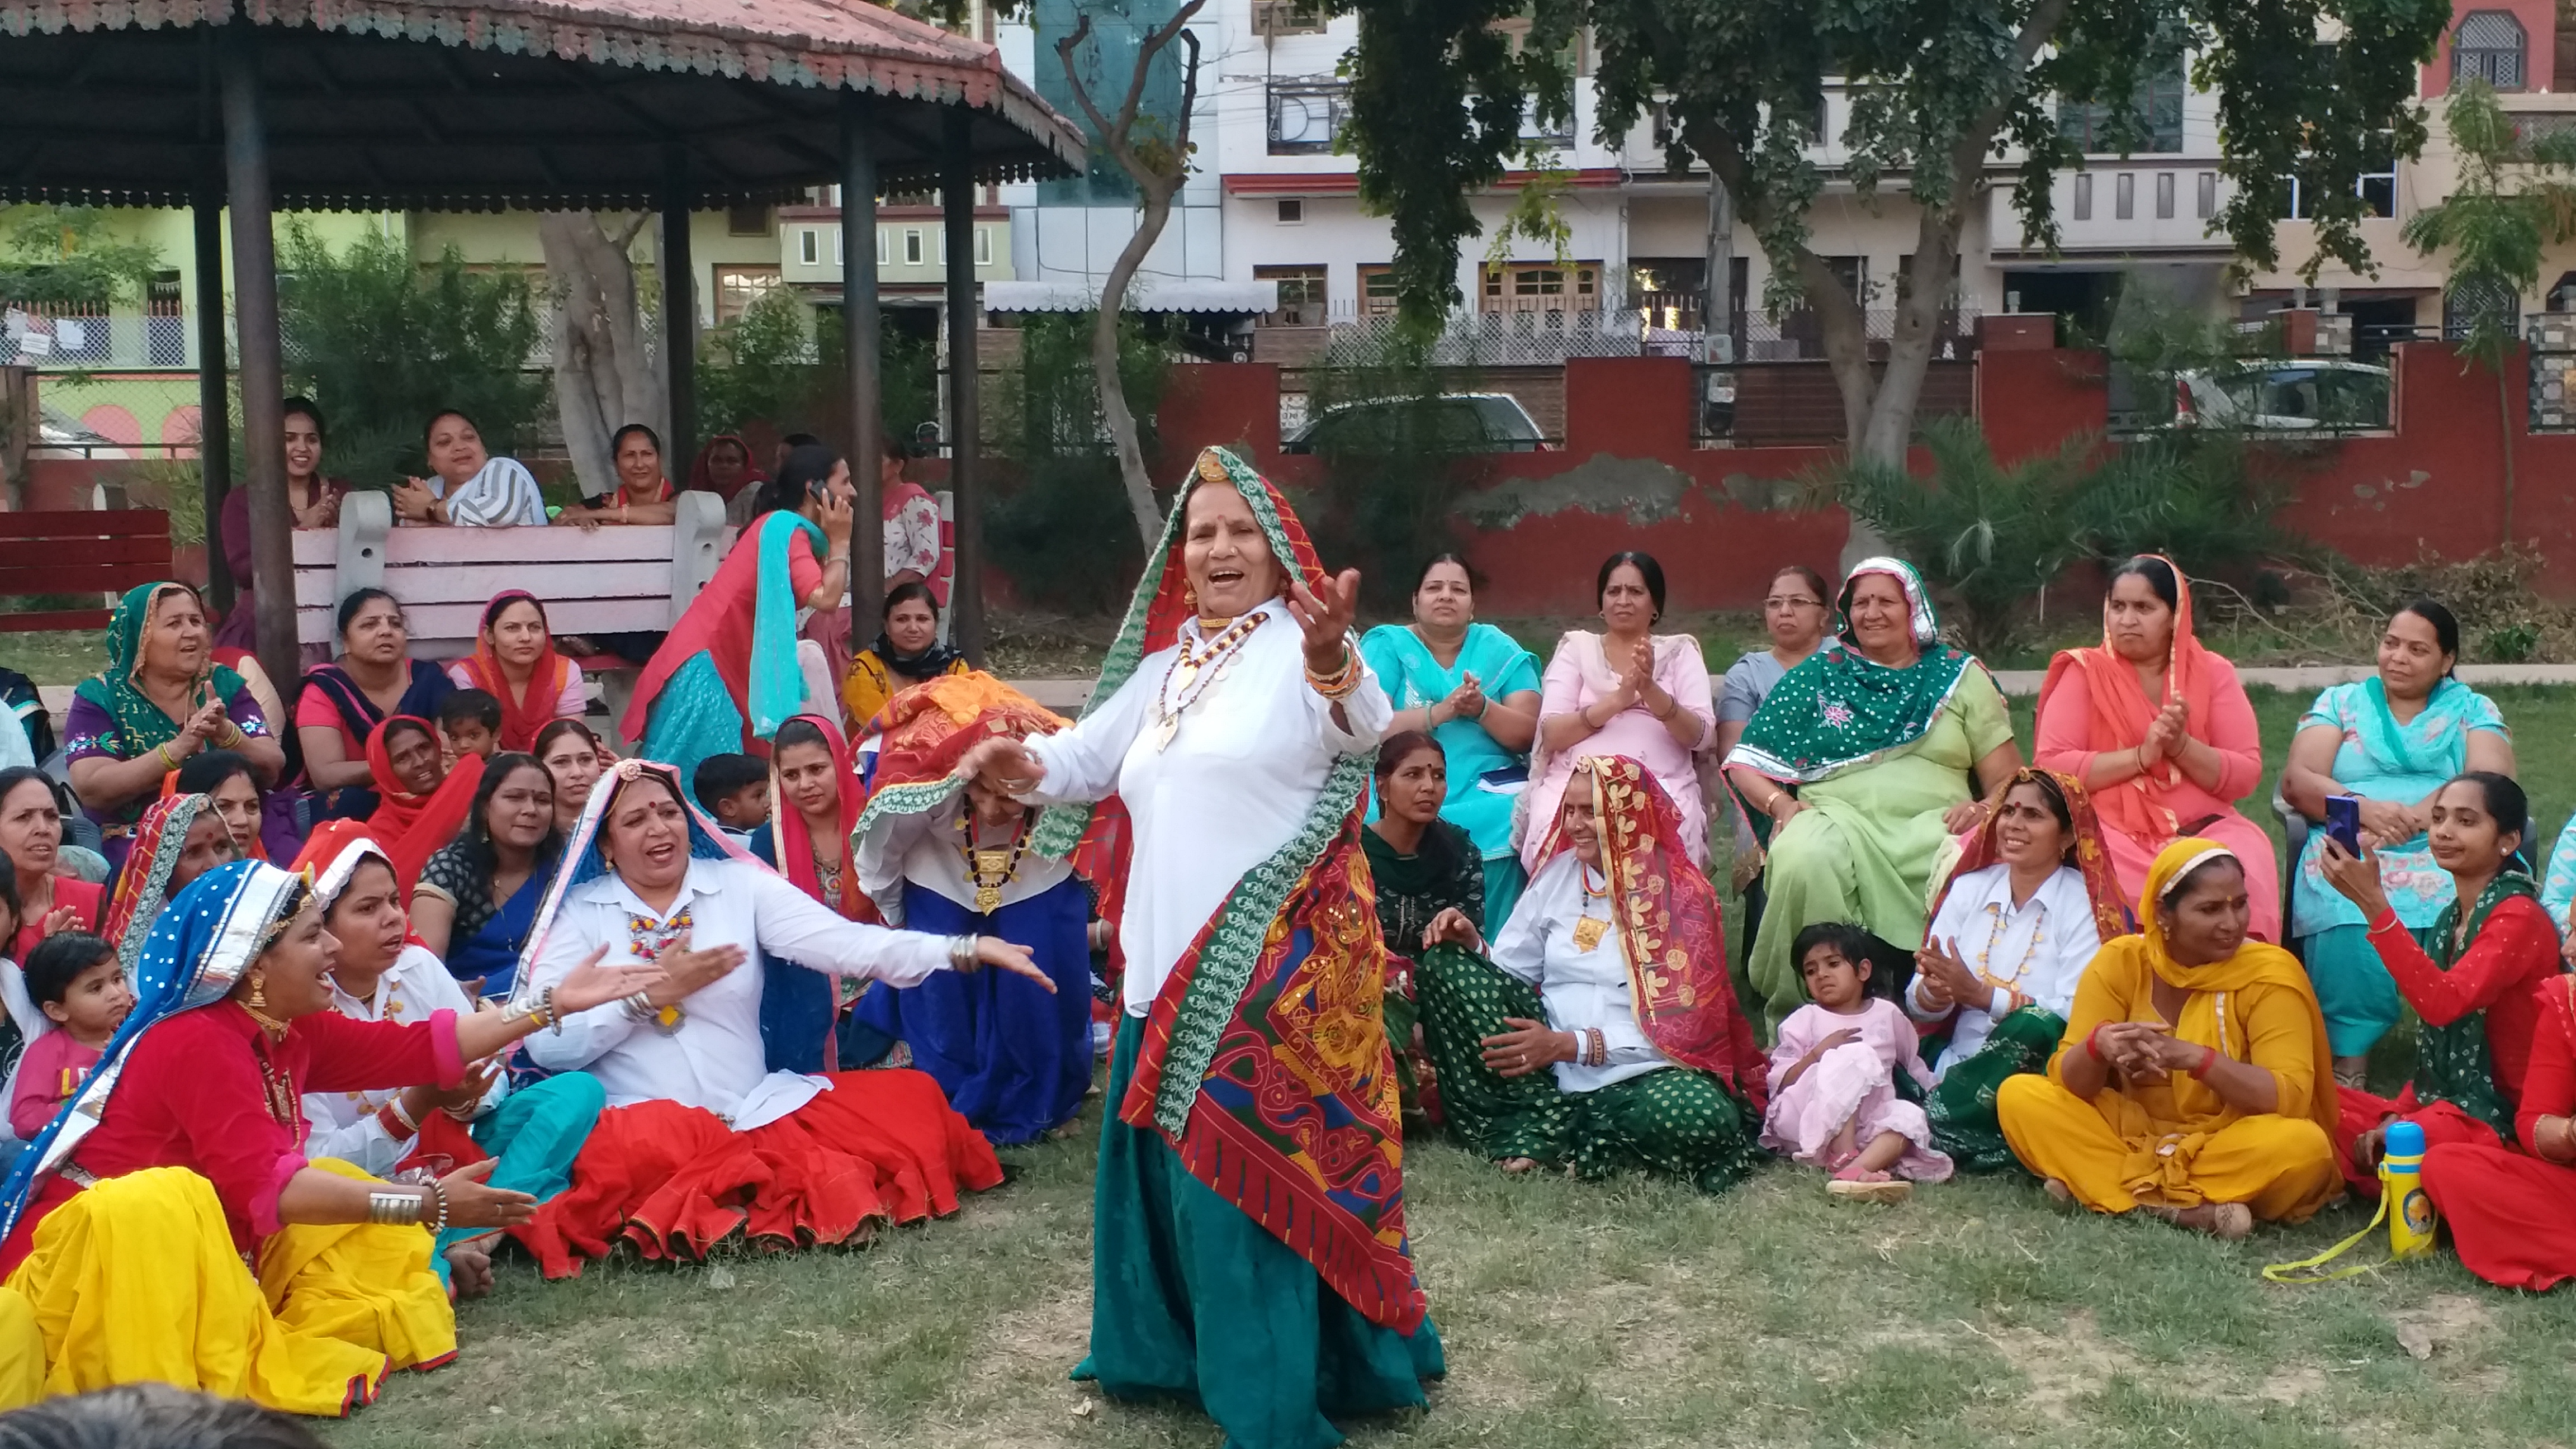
[1287,569,1362,669]
[555,945,671,1015]
[965,936,1056,992]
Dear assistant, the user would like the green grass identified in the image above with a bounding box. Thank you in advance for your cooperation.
[318,683,2576,1449]
[0,630,105,686]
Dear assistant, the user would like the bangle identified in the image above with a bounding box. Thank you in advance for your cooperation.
[421,1180,449,1235]
[1306,645,1361,700]
[624,991,684,1034]
[375,1100,420,1142]
[157,743,178,770]
[2086,1022,2115,1062]
[366,1190,424,1226]
[1584,1027,1607,1068]
[2189,1045,2219,1080]
[949,934,980,972]
[505,985,562,1035]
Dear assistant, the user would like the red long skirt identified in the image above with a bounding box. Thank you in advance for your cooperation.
[2331,1088,2504,1193]
[2422,1142,2576,1291]
[509,1069,1002,1278]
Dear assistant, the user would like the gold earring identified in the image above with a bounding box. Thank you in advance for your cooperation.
[246,973,266,1011]
[1183,585,1200,612]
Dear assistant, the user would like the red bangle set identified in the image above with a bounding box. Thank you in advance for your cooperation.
[2188,1045,2220,1080]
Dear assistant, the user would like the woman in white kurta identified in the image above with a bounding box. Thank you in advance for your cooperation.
[961,447,1441,1449]
[497,758,1047,1278]
[1909,769,2130,1170]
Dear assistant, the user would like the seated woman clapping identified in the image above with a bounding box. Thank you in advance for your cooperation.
[503,760,1050,1277]
[1410,755,1769,1193]
[293,822,606,1298]
[2313,772,2561,1190]
[1998,841,2342,1239]
[0,859,655,1415]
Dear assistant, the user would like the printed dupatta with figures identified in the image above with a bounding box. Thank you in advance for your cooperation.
[1032,447,1427,1334]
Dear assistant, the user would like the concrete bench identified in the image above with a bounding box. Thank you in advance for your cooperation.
[292,490,733,746]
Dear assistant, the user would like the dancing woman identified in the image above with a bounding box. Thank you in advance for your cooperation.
[963,447,1441,1449]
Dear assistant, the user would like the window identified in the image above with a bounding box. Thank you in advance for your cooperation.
[2115,173,2135,220]
[2454,11,2527,91]
[976,228,992,266]
[835,230,845,266]
[1359,264,1401,316]
[2073,173,2094,221]
[713,264,782,322]
[2197,172,2218,219]
[877,229,889,265]
[904,229,924,265]
[2445,274,2520,339]
[1251,0,1326,35]
[146,271,185,366]
[2156,172,2176,219]
[1277,198,1305,224]
[1255,265,1328,326]
[1521,96,1574,148]
[799,229,820,266]
[2276,143,2397,220]
[2058,65,2186,154]
[727,203,773,237]
[1268,80,1349,154]
[1481,261,1600,312]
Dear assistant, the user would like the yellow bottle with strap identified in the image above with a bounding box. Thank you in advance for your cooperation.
[2264,1119,2438,1283]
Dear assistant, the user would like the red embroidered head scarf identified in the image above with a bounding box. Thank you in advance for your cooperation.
[1533,754,1768,1110]
[458,590,571,752]
[1928,768,2132,945]
[364,714,484,894]
[770,711,868,918]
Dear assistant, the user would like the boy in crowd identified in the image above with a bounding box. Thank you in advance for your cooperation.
[694,753,772,843]
[438,688,503,763]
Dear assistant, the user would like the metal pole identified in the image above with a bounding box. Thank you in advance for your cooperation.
[220,21,295,687]
[192,196,234,614]
[941,108,984,665]
[661,147,697,489]
[842,94,884,647]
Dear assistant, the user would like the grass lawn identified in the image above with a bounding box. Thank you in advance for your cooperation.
[320,684,2576,1449]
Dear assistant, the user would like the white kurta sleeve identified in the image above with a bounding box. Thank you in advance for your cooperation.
[746,867,954,986]
[1908,882,1978,1022]
[855,808,942,927]
[1303,637,1391,754]
[521,904,647,1072]
[1021,670,1153,807]
[1486,892,1551,988]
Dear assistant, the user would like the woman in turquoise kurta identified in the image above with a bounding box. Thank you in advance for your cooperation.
[1723,559,2024,1034]
[2283,600,2515,1080]
[1360,553,1542,934]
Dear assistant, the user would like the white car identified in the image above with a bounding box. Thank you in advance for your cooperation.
[2175,360,2392,431]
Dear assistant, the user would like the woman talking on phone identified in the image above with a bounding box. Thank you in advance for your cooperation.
[623,443,855,788]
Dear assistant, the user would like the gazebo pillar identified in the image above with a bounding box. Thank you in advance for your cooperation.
[941,108,984,665]
[842,95,884,645]
[219,22,295,686]
[661,147,697,489]
[192,195,234,614]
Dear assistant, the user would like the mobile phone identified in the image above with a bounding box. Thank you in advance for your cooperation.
[2324,793,2363,855]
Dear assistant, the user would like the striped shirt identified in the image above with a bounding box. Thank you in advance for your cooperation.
[438,456,548,527]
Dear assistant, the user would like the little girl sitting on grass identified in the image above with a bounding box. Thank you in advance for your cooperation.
[1763,921,1953,1201]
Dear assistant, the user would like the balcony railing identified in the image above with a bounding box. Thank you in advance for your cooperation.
[2,301,191,369]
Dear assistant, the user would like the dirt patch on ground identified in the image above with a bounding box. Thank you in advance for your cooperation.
[1968,1312,2130,1420]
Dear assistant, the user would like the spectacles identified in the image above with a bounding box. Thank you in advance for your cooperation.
[1764,596,1824,611]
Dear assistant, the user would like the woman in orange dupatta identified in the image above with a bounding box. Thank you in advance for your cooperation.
[448,591,583,752]
[362,717,483,894]
[1999,839,2341,1238]
[2034,555,2279,940]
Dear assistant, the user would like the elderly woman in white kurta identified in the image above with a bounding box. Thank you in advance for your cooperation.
[961,447,1442,1449]
[496,757,1048,1278]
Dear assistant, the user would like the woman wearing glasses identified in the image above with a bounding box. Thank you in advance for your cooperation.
[1713,565,1832,949]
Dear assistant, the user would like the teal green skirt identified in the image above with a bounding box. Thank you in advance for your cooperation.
[1923,1007,2063,1173]
[1077,1016,1443,1449]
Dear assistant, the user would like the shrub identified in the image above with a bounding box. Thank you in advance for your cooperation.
[982,313,1167,611]
[276,224,547,488]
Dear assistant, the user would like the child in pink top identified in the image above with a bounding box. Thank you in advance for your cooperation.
[9,932,132,1139]
[1763,921,1952,1201]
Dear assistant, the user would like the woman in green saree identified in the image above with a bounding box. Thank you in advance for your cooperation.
[1725,559,2023,1033]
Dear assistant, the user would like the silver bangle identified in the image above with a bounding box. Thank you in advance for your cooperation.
[367,1191,423,1227]
[421,1180,449,1235]
[621,991,656,1022]
[949,934,980,972]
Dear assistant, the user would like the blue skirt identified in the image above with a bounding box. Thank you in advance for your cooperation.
[850,877,1096,1145]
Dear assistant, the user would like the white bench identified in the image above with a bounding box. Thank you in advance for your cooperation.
[291,490,734,747]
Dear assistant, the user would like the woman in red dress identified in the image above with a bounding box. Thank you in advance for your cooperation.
[2423,974,2576,1290]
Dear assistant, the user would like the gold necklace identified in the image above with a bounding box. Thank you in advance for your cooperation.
[1571,864,1611,953]
[1154,613,1265,750]
[956,812,1031,915]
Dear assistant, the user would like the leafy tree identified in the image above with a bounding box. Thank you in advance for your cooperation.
[1335,0,2451,466]
[275,224,548,489]
[0,206,164,307]
[2400,80,2576,546]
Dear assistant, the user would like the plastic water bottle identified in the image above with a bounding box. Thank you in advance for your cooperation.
[2381,1119,2437,1261]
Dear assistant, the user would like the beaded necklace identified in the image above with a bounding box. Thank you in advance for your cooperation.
[1153,613,1266,750]
[956,811,1032,915]
[1975,894,2048,1007]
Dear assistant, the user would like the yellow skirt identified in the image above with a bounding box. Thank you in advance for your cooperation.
[0,1160,455,1416]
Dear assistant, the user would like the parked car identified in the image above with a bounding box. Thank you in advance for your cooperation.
[2175,360,2392,432]
[1280,392,1549,454]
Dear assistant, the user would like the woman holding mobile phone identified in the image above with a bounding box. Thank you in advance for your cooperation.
[2281,599,2515,1086]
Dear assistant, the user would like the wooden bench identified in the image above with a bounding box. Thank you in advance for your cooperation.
[292,491,734,745]
[0,508,173,631]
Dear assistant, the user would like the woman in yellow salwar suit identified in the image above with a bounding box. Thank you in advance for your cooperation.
[1999,839,2342,1238]
[0,861,653,1414]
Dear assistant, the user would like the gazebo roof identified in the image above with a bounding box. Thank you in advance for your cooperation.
[0,0,1087,210]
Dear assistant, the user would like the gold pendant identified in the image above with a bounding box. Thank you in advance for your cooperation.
[975,883,1002,915]
[1171,656,1200,690]
[1571,916,1608,953]
[1154,713,1180,751]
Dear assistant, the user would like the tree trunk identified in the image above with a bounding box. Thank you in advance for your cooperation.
[539,211,665,496]
[1093,183,1175,547]
[1857,221,1964,465]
